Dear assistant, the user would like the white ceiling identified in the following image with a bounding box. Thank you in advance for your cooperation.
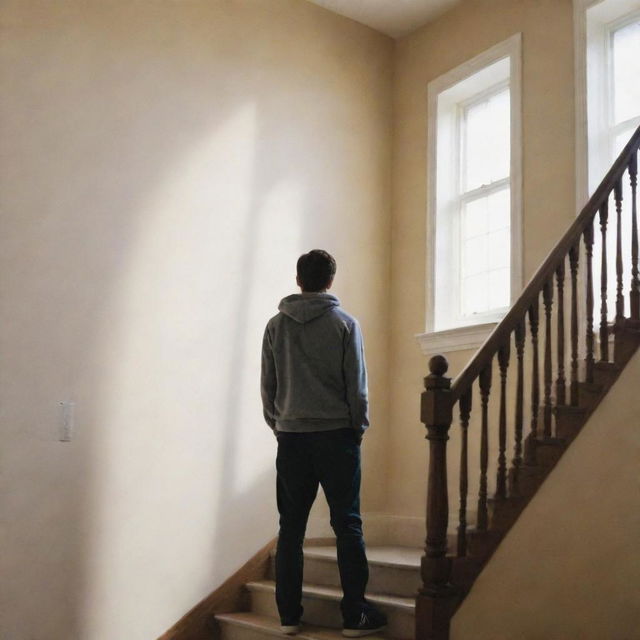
[304,0,462,38]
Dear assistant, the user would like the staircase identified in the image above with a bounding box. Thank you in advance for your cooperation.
[216,545,422,640]
[206,127,640,640]
[416,126,640,639]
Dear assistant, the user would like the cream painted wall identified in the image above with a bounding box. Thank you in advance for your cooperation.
[452,346,640,639]
[0,2,393,638]
[388,0,576,518]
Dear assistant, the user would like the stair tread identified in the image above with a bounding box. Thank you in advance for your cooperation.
[302,546,422,569]
[246,579,415,611]
[216,612,391,640]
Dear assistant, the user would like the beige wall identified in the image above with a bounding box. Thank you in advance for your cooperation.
[388,0,576,518]
[452,346,640,639]
[0,2,393,638]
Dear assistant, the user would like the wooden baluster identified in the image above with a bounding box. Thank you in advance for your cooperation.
[526,299,540,464]
[585,219,595,383]
[417,356,455,640]
[512,320,525,488]
[569,243,580,405]
[477,363,492,531]
[630,152,639,323]
[556,259,566,406]
[542,280,554,438]
[599,201,609,361]
[495,341,510,500]
[457,388,472,558]
[615,178,625,327]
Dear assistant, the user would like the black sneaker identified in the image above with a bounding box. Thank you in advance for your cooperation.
[280,620,301,635]
[342,608,387,637]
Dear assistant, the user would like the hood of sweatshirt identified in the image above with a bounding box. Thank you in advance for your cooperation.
[278,293,340,324]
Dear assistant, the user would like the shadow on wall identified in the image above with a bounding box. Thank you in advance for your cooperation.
[0,1,388,638]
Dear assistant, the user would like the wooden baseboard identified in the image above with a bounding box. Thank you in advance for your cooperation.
[157,538,276,640]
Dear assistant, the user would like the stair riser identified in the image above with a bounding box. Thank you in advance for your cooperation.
[269,558,421,598]
[555,415,583,441]
[249,589,414,639]
[218,620,278,640]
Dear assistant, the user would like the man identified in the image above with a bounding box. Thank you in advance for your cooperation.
[261,249,387,638]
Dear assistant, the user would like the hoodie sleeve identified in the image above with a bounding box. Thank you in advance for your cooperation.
[343,320,369,434]
[261,325,277,432]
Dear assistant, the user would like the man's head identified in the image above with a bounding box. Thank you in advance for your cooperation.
[296,249,337,292]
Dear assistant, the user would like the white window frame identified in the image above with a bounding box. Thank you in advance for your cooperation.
[417,34,523,356]
[574,0,640,205]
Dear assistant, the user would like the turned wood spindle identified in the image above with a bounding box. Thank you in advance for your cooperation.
[599,201,610,361]
[542,280,554,438]
[615,178,625,326]
[629,152,639,322]
[585,219,595,382]
[512,320,525,487]
[495,341,510,500]
[569,243,580,406]
[457,388,472,558]
[477,363,492,531]
[556,260,566,406]
[526,299,540,464]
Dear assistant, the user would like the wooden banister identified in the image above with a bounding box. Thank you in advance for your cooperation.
[451,126,640,402]
[417,126,640,640]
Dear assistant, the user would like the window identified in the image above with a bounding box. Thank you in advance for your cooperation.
[579,0,640,194]
[576,0,640,322]
[419,35,522,353]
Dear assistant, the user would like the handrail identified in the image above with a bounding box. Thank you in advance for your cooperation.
[451,125,640,402]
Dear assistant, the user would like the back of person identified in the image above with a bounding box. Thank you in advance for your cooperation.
[263,292,367,433]
[261,249,386,638]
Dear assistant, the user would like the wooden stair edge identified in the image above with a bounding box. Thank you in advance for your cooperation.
[245,579,415,611]
[216,612,388,640]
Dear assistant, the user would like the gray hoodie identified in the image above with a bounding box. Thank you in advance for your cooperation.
[261,293,369,434]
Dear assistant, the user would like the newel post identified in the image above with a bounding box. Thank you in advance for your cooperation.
[416,355,457,640]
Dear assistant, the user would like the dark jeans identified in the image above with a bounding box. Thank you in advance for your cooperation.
[275,429,369,625]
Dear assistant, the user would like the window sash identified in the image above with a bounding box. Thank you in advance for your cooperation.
[606,10,640,159]
[459,81,510,197]
[453,82,512,323]
[454,182,511,321]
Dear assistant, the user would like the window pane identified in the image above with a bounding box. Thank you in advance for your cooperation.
[488,228,510,270]
[462,197,488,239]
[489,269,510,309]
[488,188,510,231]
[463,87,511,191]
[460,186,511,315]
[462,273,489,315]
[464,101,490,191]
[486,89,511,183]
[463,234,488,277]
[612,18,640,125]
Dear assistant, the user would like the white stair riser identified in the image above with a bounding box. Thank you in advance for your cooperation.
[249,589,414,639]
[269,558,421,598]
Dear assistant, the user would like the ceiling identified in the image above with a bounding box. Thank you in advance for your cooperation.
[304,0,462,38]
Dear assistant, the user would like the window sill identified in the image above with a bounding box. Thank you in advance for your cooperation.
[415,322,498,357]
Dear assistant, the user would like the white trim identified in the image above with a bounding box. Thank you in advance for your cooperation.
[425,33,523,335]
[415,321,499,356]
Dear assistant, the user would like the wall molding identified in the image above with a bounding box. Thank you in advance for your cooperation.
[415,321,497,356]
